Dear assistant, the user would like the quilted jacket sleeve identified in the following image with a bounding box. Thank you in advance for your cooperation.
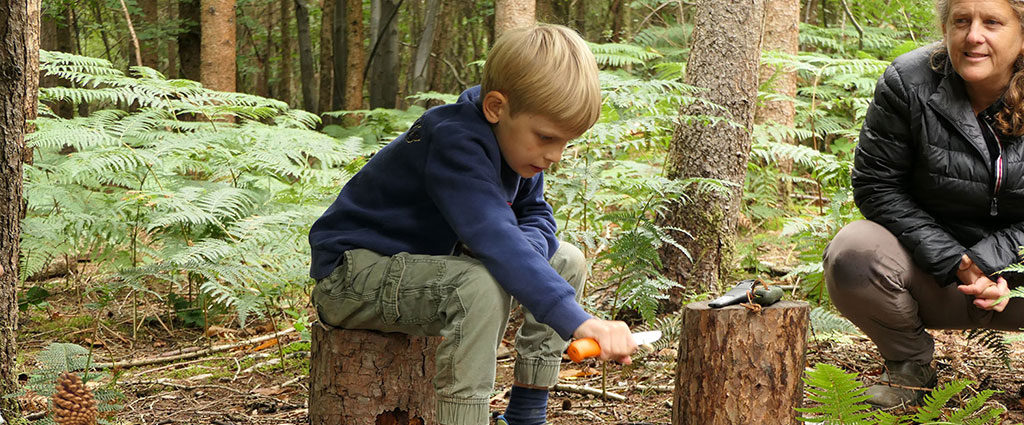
[852,64,967,285]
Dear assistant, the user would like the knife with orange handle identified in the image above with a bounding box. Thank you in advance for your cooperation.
[566,330,662,362]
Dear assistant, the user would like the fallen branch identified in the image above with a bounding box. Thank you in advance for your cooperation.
[552,383,626,401]
[634,384,674,393]
[91,327,295,370]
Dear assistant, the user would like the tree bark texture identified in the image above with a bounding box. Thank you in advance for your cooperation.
[755,0,798,127]
[140,0,159,67]
[756,0,800,204]
[658,0,766,297]
[495,0,535,40]
[368,0,398,108]
[317,0,334,114]
[178,0,201,80]
[672,301,809,425]
[200,0,236,92]
[410,0,440,98]
[295,0,315,111]
[1,0,38,417]
[278,0,293,104]
[310,326,439,425]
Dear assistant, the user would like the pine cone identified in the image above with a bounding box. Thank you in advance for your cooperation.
[51,372,97,425]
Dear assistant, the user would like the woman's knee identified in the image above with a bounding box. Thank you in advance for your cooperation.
[824,220,904,297]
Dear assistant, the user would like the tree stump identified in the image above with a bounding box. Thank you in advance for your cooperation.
[672,300,809,425]
[310,325,441,425]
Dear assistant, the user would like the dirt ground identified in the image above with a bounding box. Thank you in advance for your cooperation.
[14,301,1024,425]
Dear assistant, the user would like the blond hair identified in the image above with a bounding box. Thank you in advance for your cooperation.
[933,0,1024,135]
[481,24,601,136]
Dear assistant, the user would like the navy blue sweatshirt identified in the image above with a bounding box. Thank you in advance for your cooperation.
[308,86,591,340]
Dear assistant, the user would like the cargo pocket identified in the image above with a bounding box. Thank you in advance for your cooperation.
[378,252,447,325]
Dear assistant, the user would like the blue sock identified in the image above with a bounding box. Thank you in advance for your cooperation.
[503,386,548,425]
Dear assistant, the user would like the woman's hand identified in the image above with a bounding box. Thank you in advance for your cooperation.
[572,318,637,364]
[956,254,1010,312]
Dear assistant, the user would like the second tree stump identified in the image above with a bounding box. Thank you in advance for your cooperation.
[672,300,809,425]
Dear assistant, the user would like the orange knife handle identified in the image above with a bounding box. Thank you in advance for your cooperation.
[567,338,600,362]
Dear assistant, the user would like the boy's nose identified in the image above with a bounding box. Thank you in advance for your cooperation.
[544,148,562,164]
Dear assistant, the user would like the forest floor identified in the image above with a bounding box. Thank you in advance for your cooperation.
[12,252,1024,424]
[13,299,1024,425]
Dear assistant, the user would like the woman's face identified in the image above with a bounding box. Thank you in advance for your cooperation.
[944,0,1024,95]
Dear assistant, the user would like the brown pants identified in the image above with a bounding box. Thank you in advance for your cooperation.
[823,220,1024,364]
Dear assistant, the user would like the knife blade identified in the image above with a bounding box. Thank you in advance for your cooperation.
[567,330,663,362]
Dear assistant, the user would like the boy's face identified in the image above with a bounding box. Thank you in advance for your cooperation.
[483,91,578,179]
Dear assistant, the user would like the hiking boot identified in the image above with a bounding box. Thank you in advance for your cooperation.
[494,414,548,425]
[865,360,937,408]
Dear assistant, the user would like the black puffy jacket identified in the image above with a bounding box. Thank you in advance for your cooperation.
[854,44,1024,285]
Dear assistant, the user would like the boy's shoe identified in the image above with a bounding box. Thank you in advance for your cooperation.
[493,415,549,425]
[865,360,936,408]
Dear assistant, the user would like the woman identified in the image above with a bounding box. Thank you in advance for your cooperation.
[824,0,1024,408]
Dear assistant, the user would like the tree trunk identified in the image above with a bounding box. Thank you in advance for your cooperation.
[278,0,294,105]
[494,0,535,39]
[572,0,584,37]
[343,0,365,111]
[140,0,159,67]
[331,0,347,111]
[1,0,39,418]
[317,0,334,114]
[179,0,201,80]
[410,0,440,98]
[673,301,809,425]
[427,0,451,98]
[756,0,800,205]
[200,0,236,92]
[295,0,315,111]
[657,0,766,300]
[257,0,275,97]
[607,0,624,42]
[166,0,179,78]
[368,0,398,109]
[310,326,439,425]
[41,5,74,118]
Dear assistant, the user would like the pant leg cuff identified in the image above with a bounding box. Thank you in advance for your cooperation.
[436,396,490,425]
[513,357,562,388]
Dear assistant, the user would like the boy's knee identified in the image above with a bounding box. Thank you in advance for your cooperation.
[551,241,587,291]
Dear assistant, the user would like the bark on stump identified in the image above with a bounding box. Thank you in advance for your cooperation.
[672,300,809,425]
[310,325,440,425]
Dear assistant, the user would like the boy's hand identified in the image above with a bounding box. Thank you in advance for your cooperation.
[572,318,637,365]
[956,254,1011,312]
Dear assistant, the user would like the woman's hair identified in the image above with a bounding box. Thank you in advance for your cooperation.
[933,0,1024,135]
[480,24,601,136]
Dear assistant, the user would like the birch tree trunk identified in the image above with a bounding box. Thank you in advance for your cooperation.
[1,0,39,418]
[495,0,535,39]
[200,0,236,92]
[657,0,766,299]
[295,0,315,111]
[410,0,441,98]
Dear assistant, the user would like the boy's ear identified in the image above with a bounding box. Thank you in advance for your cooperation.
[481,90,507,124]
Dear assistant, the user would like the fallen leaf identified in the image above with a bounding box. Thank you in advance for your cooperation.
[205,325,237,338]
[558,366,600,379]
[252,338,279,351]
[251,386,286,396]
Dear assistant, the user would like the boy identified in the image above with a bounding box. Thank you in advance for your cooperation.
[309,24,636,425]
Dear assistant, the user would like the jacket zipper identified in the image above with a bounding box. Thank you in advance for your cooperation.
[982,118,1004,216]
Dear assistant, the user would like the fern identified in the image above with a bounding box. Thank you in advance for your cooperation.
[964,329,1012,370]
[810,306,861,335]
[796,363,874,424]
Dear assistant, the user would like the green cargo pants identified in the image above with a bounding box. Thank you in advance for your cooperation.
[311,242,587,425]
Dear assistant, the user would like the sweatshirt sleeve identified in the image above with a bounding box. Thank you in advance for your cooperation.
[423,125,591,339]
[512,174,559,259]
